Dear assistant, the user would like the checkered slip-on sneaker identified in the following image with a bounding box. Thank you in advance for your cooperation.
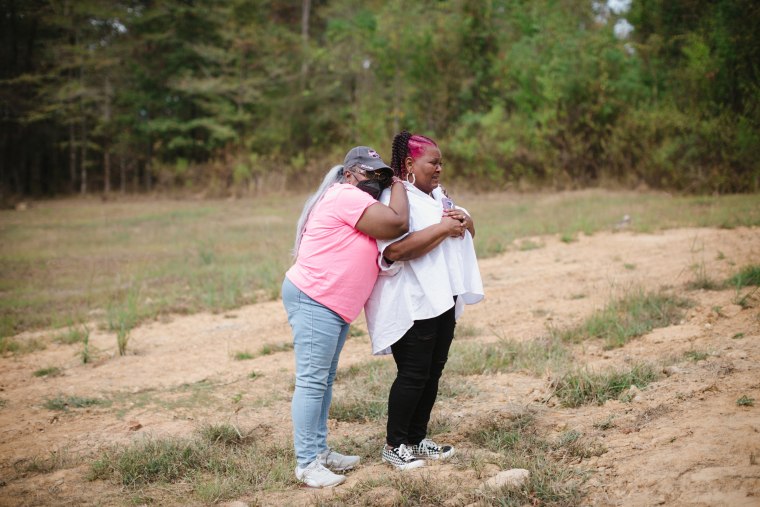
[409,438,455,460]
[381,444,426,471]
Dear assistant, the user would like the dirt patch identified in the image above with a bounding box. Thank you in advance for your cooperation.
[1,227,758,506]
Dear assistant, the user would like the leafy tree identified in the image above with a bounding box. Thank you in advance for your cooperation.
[1,0,758,197]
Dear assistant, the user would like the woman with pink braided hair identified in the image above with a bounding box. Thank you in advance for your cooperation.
[365,131,484,470]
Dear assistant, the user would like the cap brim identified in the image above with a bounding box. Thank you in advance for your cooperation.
[366,162,392,172]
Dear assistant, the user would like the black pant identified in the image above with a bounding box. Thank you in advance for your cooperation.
[386,301,456,447]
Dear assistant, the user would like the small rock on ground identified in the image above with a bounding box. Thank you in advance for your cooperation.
[479,468,530,491]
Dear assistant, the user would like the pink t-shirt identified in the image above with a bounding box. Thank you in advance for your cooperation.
[286,183,379,322]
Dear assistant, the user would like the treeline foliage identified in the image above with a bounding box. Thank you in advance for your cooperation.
[1,0,758,198]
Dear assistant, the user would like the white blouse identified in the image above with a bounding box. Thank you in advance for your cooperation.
[364,182,484,355]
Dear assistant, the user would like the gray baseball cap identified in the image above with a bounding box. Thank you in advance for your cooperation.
[343,146,392,174]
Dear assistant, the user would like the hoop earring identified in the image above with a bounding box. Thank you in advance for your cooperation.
[406,172,416,185]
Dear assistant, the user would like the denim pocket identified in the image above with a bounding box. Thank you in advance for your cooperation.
[281,278,302,317]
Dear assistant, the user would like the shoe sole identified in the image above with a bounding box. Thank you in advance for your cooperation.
[382,457,426,471]
[414,449,455,460]
[299,476,346,488]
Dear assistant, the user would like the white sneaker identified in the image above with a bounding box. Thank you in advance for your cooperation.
[295,460,346,488]
[318,447,360,471]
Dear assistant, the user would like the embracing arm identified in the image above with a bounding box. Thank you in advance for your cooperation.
[354,180,409,240]
[383,216,465,262]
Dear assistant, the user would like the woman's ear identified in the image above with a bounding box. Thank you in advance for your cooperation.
[405,156,414,172]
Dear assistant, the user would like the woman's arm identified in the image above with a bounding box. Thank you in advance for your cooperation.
[354,180,409,240]
[383,216,465,262]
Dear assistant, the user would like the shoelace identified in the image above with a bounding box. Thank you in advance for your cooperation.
[419,439,439,451]
[397,444,415,461]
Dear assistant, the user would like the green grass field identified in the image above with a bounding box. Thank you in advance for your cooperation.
[1,190,758,339]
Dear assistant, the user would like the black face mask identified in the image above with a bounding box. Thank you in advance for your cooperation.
[356,179,384,200]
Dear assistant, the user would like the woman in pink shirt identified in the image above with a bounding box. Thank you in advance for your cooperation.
[282,146,408,488]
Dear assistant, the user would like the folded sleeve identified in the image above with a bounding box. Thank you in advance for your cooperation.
[376,233,407,275]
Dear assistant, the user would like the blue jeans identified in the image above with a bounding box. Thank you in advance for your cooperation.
[282,277,350,468]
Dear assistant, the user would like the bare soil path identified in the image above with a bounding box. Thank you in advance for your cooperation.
[1,227,758,506]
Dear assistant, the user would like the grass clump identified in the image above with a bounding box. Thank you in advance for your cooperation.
[34,366,62,377]
[593,415,616,430]
[233,351,254,361]
[728,265,760,308]
[518,239,543,251]
[463,409,587,506]
[257,342,293,356]
[686,260,722,290]
[116,323,130,356]
[107,287,141,356]
[554,288,691,349]
[736,395,754,407]
[56,325,88,345]
[0,335,46,355]
[80,327,92,364]
[43,395,106,411]
[89,426,295,502]
[91,438,206,486]
[684,350,708,362]
[466,410,537,454]
[199,423,251,446]
[16,449,78,474]
[447,336,570,376]
[728,265,760,288]
[554,429,607,460]
[551,363,659,407]
[0,336,21,355]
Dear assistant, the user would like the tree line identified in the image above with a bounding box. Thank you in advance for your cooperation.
[1,0,758,200]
